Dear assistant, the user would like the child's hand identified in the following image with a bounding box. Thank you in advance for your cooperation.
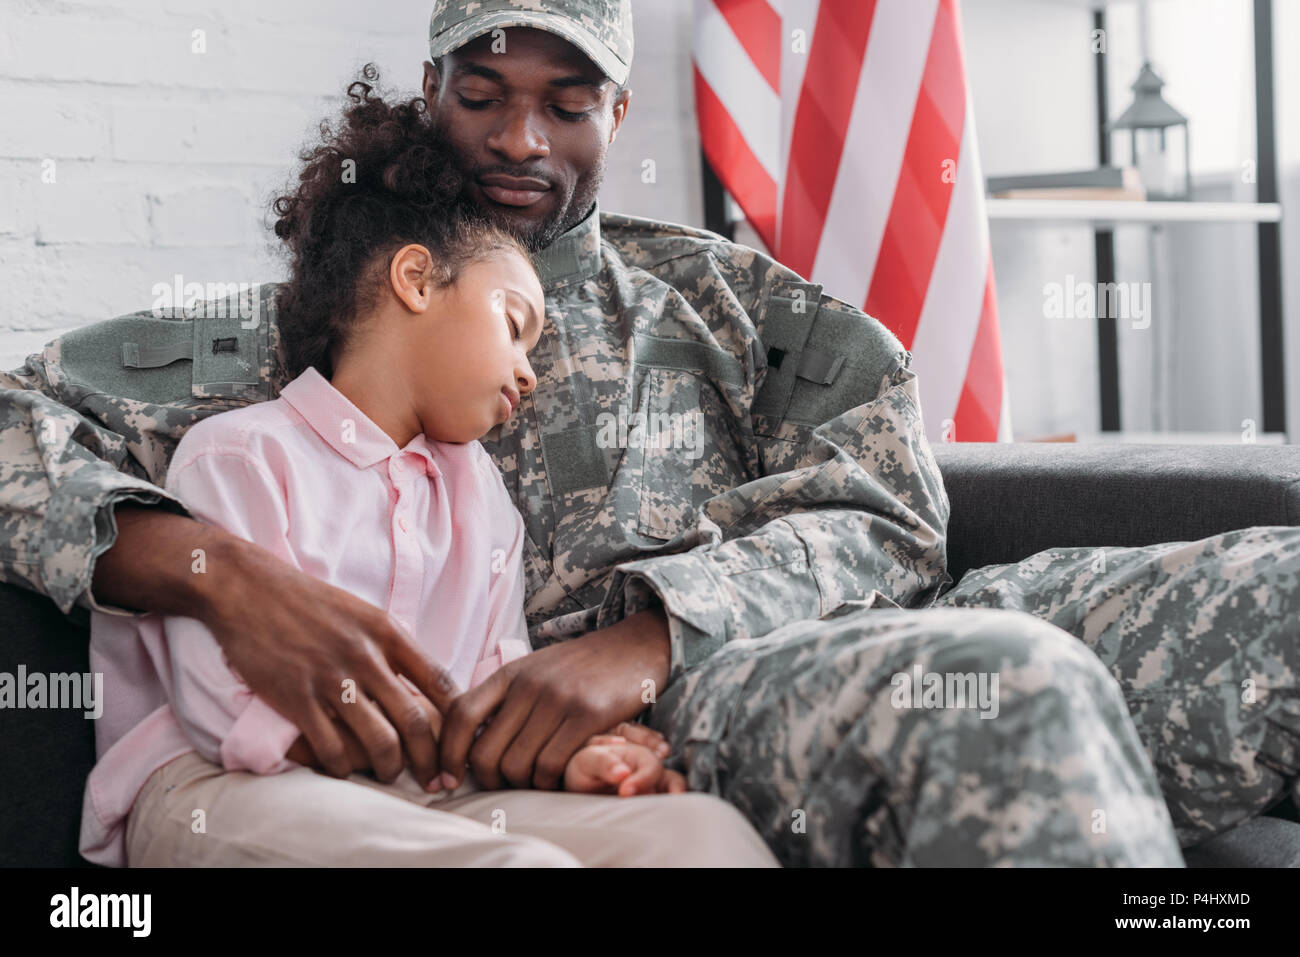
[564,740,687,796]
[595,721,671,760]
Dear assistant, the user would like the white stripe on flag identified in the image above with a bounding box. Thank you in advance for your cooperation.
[694,0,782,183]
[776,0,819,241]
[998,382,1014,441]
[908,94,989,442]
[965,91,1011,443]
[808,0,938,308]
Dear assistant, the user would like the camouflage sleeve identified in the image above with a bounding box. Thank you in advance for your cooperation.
[600,309,951,685]
[0,347,190,617]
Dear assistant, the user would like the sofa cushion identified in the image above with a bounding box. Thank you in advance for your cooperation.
[933,442,1300,580]
[1183,816,1300,867]
[0,584,96,867]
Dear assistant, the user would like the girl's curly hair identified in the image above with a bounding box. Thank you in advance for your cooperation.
[271,64,533,379]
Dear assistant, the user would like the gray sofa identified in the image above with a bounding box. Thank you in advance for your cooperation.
[2,441,1298,866]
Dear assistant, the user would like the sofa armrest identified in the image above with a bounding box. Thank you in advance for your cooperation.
[0,583,96,867]
[933,443,1300,582]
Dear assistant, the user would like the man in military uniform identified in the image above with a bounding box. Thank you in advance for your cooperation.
[2,0,1297,866]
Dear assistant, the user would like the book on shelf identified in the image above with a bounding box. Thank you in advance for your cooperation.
[988,166,1147,200]
[991,184,1147,201]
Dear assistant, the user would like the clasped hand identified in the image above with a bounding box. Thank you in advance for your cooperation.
[284,608,678,795]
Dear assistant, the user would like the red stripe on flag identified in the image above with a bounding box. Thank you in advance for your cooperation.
[952,259,1004,441]
[694,66,779,248]
[776,0,877,277]
[862,0,966,349]
[712,0,782,94]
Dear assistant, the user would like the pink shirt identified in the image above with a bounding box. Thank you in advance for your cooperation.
[79,366,532,867]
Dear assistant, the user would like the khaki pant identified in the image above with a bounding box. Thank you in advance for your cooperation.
[125,751,780,867]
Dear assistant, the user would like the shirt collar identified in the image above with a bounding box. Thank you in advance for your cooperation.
[533,200,603,289]
[279,366,438,476]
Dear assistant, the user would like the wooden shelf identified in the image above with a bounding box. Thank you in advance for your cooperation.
[986,198,1281,225]
[974,0,1163,7]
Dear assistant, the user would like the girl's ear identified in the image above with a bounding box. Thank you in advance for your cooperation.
[389,244,436,313]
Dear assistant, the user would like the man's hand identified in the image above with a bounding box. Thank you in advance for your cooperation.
[93,508,460,788]
[285,678,446,781]
[438,608,672,791]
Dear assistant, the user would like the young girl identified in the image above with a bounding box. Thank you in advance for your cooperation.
[79,72,775,867]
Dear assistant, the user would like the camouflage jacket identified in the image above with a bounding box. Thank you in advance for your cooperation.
[0,202,951,683]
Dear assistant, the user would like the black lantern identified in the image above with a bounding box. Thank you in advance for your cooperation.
[1107,62,1191,201]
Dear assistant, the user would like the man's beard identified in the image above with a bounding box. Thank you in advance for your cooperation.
[468,167,604,254]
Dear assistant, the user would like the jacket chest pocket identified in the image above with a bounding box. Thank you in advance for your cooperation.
[536,335,751,569]
[634,366,749,541]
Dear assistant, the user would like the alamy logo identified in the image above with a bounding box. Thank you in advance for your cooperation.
[1043,274,1151,329]
[595,405,705,460]
[151,274,259,327]
[890,664,1000,719]
[50,887,150,937]
[0,666,102,718]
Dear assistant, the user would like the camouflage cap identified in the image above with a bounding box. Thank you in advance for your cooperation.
[429,0,633,86]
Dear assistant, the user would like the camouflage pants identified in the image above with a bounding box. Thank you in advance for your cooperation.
[647,525,1300,867]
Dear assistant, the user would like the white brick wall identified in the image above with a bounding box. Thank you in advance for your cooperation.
[8,0,1299,443]
[0,0,706,369]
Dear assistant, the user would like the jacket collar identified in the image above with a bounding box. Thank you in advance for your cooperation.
[533,200,603,289]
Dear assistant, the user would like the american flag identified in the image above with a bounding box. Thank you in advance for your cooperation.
[694,0,1012,442]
